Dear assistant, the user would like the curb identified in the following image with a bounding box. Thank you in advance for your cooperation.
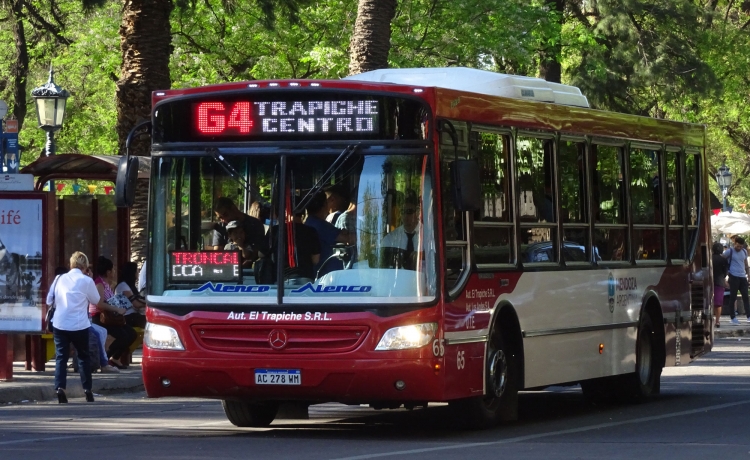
[716,328,748,339]
[0,373,144,404]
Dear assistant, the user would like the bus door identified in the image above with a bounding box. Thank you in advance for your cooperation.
[438,121,488,399]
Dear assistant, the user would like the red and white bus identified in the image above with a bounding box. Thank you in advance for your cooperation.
[124,67,712,428]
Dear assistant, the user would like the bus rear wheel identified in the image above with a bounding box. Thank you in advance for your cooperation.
[222,400,278,427]
[581,313,661,403]
[621,312,661,400]
[450,326,518,429]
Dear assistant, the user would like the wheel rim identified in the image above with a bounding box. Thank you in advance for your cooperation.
[488,349,507,398]
[638,330,652,385]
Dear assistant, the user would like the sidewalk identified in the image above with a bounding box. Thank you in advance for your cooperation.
[715,316,750,338]
[0,350,144,404]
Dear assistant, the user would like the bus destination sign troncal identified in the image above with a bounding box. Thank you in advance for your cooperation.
[194,99,380,137]
[169,251,241,284]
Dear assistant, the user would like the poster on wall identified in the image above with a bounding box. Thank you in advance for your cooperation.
[0,195,44,333]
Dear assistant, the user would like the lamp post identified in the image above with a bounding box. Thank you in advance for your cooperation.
[31,66,69,158]
[716,161,733,212]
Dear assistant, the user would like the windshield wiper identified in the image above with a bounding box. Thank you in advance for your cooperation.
[294,143,360,214]
[207,148,269,205]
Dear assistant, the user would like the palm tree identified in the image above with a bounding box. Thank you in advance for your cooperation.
[349,0,398,75]
[114,0,174,267]
[94,0,309,266]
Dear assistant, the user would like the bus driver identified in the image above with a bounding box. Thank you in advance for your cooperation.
[382,192,421,270]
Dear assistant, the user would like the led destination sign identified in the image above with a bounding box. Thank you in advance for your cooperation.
[195,99,379,137]
[169,251,240,284]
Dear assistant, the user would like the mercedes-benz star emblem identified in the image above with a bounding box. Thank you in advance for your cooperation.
[268,329,288,350]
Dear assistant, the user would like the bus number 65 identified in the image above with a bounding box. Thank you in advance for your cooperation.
[432,338,445,357]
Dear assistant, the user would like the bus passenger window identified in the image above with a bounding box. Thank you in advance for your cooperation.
[592,143,628,262]
[516,135,556,263]
[666,151,684,259]
[559,139,591,262]
[473,131,514,266]
[630,147,664,260]
[685,152,701,258]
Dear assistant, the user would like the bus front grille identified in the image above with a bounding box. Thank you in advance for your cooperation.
[190,324,370,354]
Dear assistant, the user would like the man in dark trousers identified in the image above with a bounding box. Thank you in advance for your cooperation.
[723,236,750,325]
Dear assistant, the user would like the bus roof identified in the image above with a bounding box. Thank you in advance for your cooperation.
[344,67,590,108]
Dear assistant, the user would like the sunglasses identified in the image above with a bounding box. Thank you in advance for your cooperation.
[401,208,417,215]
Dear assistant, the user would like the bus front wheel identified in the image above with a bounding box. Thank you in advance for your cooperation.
[450,326,519,429]
[222,400,278,427]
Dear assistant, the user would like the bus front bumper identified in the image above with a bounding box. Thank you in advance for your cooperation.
[142,355,445,403]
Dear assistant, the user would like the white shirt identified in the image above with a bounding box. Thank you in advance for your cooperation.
[382,223,421,250]
[46,269,101,332]
[114,281,131,296]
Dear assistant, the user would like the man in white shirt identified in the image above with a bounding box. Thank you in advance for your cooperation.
[47,251,124,403]
[382,194,421,270]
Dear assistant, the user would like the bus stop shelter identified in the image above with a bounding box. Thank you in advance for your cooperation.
[0,154,150,376]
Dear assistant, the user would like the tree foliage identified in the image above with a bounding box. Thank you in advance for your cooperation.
[0,0,748,212]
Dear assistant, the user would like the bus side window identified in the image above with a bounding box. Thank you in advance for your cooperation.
[592,143,628,262]
[472,130,513,266]
[559,139,591,262]
[516,135,557,263]
[684,151,700,259]
[666,150,684,259]
[630,146,665,261]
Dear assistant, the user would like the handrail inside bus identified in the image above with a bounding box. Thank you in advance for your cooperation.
[293,143,360,214]
[208,148,269,206]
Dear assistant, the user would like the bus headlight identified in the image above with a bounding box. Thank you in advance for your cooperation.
[144,323,185,350]
[375,323,437,351]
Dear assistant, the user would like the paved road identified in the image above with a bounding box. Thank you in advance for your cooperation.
[2,338,749,460]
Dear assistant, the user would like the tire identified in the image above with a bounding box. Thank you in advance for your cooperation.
[581,313,662,404]
[450,326,519,429]
[221,400,278,427]
[620,312,662,400]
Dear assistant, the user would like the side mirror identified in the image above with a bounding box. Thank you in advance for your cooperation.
[115,156,139,207]
[451,159,481,212]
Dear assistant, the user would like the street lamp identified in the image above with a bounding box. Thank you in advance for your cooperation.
[716,161,732,212]
[31,65,69,157]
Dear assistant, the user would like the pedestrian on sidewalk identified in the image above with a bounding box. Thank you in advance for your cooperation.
[47,252,101,403]
[722,236,750,325]
[712,242,729,328]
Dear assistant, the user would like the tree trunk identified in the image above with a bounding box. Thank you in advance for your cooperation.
[538,0,565,83]
[116,0,174,265]
[9,0,29,131]
[348,0,398,76]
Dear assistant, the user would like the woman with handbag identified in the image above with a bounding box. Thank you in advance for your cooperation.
[89,256,137,369]
[47,252,101,403]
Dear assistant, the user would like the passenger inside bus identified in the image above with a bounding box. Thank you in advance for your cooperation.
[211,197,267,256]
[224,221,259,268]
[304,192,348,277]
[325,184,349,225]
[382,190,421,270]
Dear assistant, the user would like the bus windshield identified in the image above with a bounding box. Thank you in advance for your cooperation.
[148,149,437,306]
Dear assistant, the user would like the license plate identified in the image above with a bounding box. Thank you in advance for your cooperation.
[254,369,301,385]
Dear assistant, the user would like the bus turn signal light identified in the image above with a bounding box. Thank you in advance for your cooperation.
[599,343,604,354]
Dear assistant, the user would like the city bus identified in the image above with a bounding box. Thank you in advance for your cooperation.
[120,67,712,428]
